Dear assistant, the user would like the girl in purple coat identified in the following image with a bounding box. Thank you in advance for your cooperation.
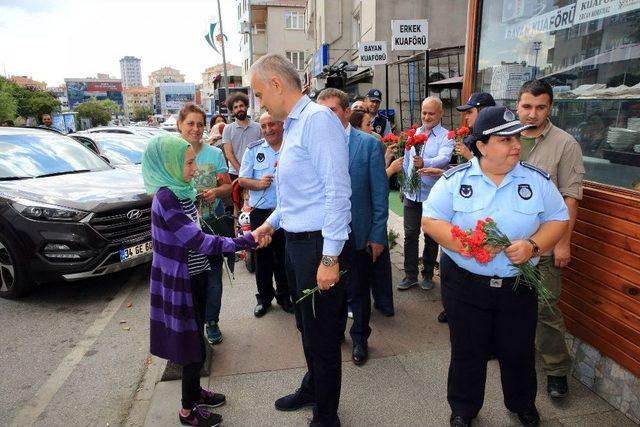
[142,135,260,426]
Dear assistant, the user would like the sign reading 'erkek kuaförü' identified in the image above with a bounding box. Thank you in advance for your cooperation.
[391,19,428,51]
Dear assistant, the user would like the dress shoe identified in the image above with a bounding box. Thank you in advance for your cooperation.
[373,303,394,317]
[547,375,568,398]
[437,310,448,323]
[254,302,270,317]
[274,389,315,411]
[450,414,472,427]
[278,299,295,313]
[517,407,540,426]
[352,343,368,365]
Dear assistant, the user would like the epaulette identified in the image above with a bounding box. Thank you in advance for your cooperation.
[520,161,550,180]
[247,138,265,150]
[443,162,472,179]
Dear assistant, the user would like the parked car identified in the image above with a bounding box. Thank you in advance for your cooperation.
[70,133,148,169]
[0,127,153,299]
[82,126,169,138]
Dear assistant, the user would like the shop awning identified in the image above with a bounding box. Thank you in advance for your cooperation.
[428,76,463,88]
[346,68,373,86]
[543,43,640,80]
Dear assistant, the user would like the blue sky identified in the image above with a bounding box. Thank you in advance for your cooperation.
[0,0,243,87]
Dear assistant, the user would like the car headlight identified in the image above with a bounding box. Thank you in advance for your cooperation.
[11,200,89,222]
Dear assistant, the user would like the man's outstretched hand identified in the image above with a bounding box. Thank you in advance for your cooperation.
[252,222,275,248]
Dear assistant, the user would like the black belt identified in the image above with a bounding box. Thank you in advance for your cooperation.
[452,262,518,288]
[252,207,275,213]
[285,230,322,241]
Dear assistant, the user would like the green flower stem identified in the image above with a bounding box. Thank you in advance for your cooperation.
[483,221,552,310]
[296,270,348,318]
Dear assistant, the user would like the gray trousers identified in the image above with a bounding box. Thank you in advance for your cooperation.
[403,198,439,280]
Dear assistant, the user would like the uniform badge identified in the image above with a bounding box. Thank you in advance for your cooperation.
[459,185,473,198]
[256,152,265,163]
[375,125,382,133]
[518,184,532,200]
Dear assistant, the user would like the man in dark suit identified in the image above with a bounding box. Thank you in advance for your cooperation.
[318,88,390,366]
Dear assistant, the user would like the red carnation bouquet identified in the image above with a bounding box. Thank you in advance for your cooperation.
[382,124,427,194]
[451,218,551,306]
[447,126,471,164]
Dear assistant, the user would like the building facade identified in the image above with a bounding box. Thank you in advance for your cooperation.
[64,77,124,110]
[237,0,315,86]
[201,63,244,113]
[10,75,47,90]
[148,67,185,86]
[463,1,640,423]
[154,83,196,116]
[47,86,69,111]
[123,86,155,121]
[305,0,468,130]
[119,56,142,89]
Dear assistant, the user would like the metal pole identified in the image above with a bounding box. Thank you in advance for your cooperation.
[216,0,229,98]
[385,64,389,127]
[425,49,430,98]
[247,1,255,115]
[397,63,403,129]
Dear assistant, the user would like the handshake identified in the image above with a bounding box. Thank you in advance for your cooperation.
[250,222,275,249]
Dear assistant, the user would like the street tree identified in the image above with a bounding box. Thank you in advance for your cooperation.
[75,98,120,127]
[28,91,61,123]
[0,89,18,122]
[132,106,154,122]
[0,77,59,122]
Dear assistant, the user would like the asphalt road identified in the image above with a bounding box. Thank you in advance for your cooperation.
[0,263,152,426]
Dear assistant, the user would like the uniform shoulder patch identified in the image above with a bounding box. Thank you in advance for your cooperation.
[443,162,472,179]
[247,138,265,150]
[520,161,550,180]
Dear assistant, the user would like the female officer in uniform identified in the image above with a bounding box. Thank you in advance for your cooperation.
[421,106,569,427]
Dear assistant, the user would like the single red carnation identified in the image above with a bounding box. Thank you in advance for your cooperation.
[456,126,470,137]
[447,130,456,140]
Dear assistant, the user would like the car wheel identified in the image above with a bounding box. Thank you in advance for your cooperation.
[0,234,31,299]
[244,249,256,274]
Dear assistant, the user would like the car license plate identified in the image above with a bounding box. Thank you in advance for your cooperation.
[120,241,153,262]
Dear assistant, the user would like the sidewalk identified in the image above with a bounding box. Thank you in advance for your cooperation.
[142,217,634,426]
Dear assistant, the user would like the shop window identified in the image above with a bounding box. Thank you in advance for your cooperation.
[475,1,640,191]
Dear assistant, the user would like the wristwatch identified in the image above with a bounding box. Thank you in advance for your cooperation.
[527,238,540,257]
[321,255,338,267]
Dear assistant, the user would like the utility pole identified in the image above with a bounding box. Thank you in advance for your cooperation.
[216,0,229,102]
[532,41,542,80]
[241,1,255,114]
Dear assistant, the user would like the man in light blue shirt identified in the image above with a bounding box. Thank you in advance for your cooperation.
[399,97,455,292]
[250,54,351,427]
[238,112,292,317]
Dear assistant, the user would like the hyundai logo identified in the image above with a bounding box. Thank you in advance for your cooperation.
[126,209,142,220]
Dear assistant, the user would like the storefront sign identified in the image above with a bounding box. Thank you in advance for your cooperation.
[391,20,428,51]
[313,43,328,77]
[165,93,194,110]
[358,41,388,65]
[505,4,576,39]
[574,0,640,24]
